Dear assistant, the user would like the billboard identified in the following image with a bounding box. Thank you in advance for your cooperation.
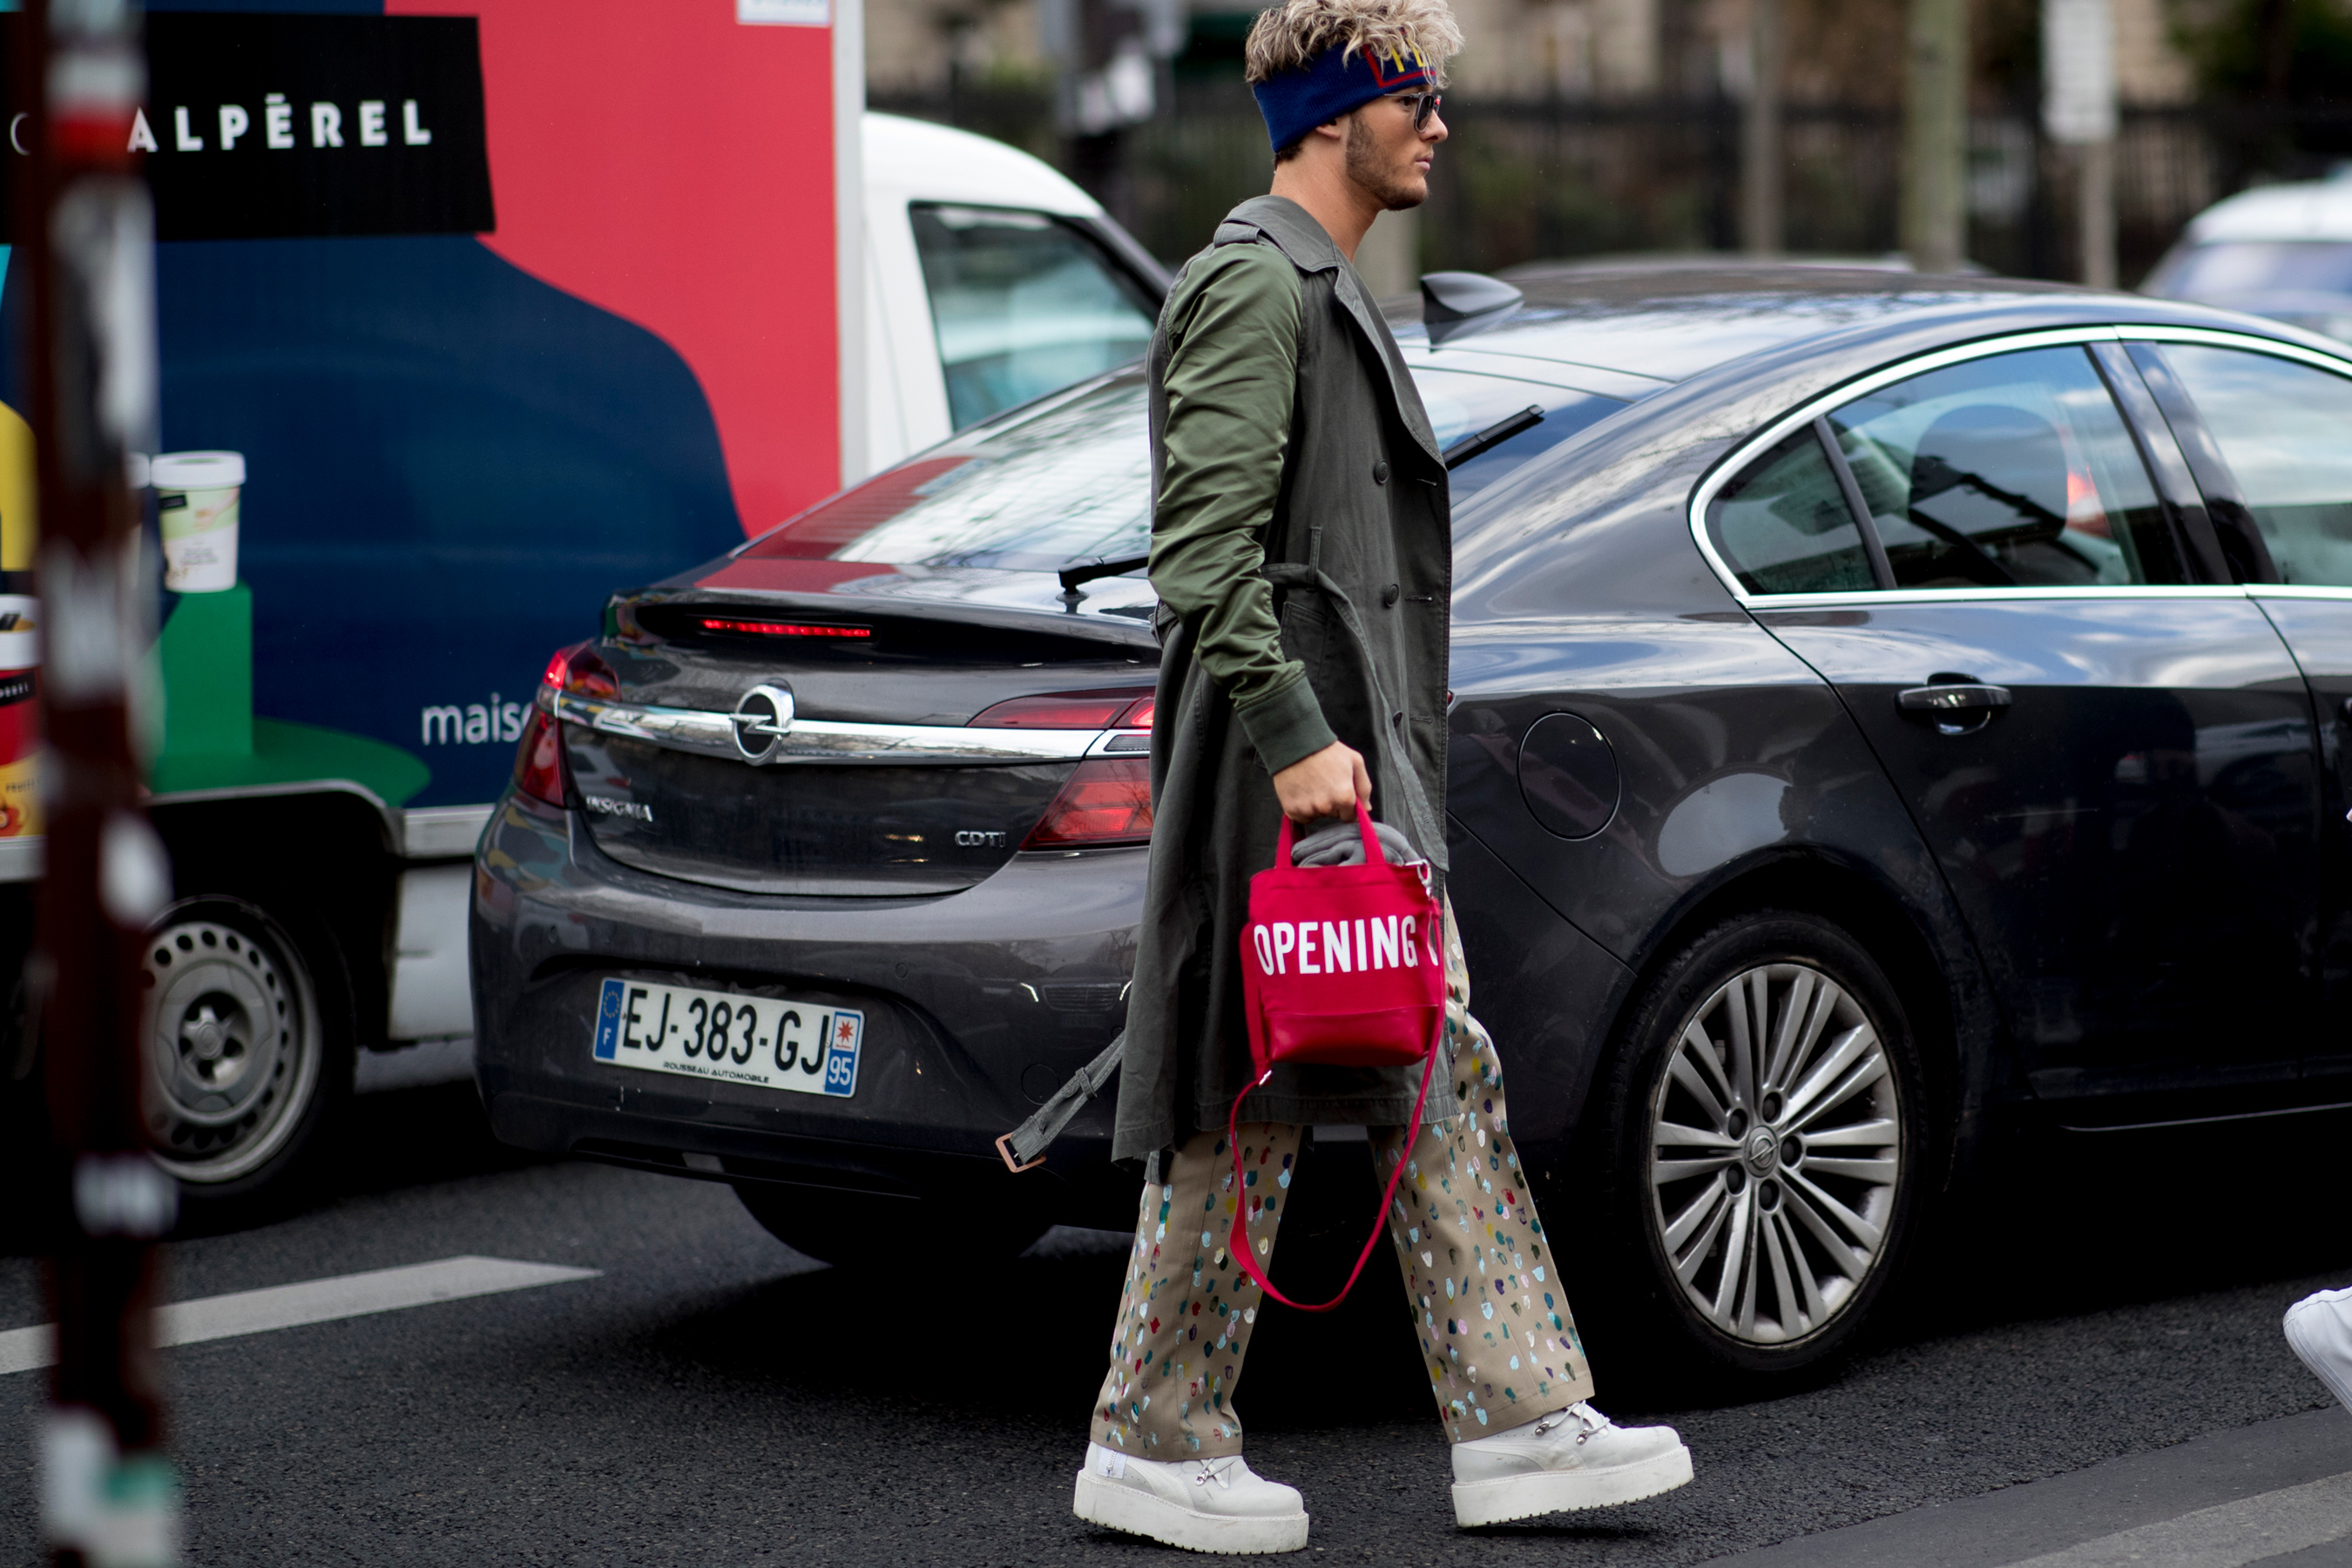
[5,0,862,808]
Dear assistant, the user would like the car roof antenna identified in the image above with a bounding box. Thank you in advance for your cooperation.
[1421,272,1524,346]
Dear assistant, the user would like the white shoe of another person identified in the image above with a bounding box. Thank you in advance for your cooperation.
[1450,1402,1693,1527]
[1073,1442,1310,1554]
[2286,1286,2352,1411]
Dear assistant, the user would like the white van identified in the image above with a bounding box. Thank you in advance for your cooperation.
[2141,170,2352,343]
[860,112,1170,476]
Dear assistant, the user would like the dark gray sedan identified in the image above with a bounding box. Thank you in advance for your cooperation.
[472,266,2352,1383]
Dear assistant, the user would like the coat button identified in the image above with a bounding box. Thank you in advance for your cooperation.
[1373,460,1389,484]
[1382,583,1401,607]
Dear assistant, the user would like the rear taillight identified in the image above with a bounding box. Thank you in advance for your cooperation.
[970,688,1154,729]
[1022,757,1152,848]
[519,639,595,808]
[540,641,616,699]
[513,705,568,808]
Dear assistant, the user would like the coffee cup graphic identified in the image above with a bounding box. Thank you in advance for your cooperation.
[153,450,245,593]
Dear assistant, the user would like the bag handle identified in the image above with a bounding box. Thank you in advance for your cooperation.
[1275,800,1388,870]
[1223,1009,1445,1315]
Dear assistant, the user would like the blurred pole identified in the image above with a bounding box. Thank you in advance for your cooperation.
[1044,0,1181,233]
[1900,0,1966,273]
[2043,0,2118,287]
[1740,0,1782,256]
[2079,137,2116,287]
[14,0,180,1562]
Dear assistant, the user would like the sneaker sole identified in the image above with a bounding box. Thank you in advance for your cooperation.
[1073,1471,1311,1554]
[1450,1443,1694,1527]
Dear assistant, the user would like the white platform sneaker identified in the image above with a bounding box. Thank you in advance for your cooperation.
[1073,1443,1310,1554]
[2286,1286,2352,1411]
[1450,1402,1693,1527]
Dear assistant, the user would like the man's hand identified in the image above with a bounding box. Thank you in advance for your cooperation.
[1272,740,1371,824]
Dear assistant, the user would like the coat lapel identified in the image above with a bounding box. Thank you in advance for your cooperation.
[1221,196,1441,463]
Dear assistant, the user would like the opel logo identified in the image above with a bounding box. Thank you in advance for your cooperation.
[732,684,795,765]
[1744,1126,1781,1178]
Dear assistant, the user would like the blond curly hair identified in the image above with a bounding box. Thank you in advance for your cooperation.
[1243,0,1462,88]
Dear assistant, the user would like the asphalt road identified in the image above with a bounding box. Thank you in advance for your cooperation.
[3,1085,2349,1566]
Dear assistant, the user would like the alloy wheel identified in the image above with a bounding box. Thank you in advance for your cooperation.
[140,909,323,1186]
[1646,961,1903,1348]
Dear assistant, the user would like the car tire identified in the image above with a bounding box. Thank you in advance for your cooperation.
[139,896,353,1218]
[1588,909,1929,1385]
[733,1184,1048,1270]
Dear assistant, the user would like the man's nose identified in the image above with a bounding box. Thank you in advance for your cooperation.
[1423,112,1449,144]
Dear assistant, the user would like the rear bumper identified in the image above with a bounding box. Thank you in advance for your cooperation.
[469,790,1145,1227]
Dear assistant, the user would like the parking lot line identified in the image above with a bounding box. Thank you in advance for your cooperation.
[2000,1471,2352,1567]
[0,1254,600,1376]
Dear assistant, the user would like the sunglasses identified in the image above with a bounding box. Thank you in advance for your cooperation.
[1394,91,1443,130]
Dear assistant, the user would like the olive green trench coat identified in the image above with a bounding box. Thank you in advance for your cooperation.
[1112,195,1456,1166]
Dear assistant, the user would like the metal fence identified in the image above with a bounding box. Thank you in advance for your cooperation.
[873,81,2352,286]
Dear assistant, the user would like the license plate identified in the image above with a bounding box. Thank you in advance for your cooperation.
[591,977,862,1097]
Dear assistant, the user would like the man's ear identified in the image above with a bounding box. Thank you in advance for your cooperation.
[1309,117,1346,141]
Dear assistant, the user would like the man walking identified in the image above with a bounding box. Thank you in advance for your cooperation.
[1070,0,1696,1551]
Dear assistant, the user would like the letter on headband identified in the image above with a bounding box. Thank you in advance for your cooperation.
[1251,39,1436,152]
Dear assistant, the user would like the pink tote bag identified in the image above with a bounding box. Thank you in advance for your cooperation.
[1227,801,1446,1312]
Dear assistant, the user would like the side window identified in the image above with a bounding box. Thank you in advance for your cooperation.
[1825,346,2185,589]
[909,204,1159,431]
[2159,345,2352,587]
[1705,427,1877,595]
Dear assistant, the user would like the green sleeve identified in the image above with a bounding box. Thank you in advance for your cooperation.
[1149,242,1337,776]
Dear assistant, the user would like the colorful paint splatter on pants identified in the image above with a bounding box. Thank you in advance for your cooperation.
[1089,902,1595,1458]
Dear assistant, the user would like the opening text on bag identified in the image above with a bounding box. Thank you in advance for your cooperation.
[1250,914,1439,977]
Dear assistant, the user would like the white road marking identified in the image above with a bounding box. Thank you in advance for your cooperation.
[2003,1469,2352,1567]
[0,1254,599,1376]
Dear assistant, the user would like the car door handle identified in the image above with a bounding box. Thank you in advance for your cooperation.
[1897,682,2013,713]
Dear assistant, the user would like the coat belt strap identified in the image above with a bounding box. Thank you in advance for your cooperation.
[995,1028,1127,1172]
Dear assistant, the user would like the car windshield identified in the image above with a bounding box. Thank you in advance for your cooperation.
[743,370,1626,571]
[2147,240,2352,301]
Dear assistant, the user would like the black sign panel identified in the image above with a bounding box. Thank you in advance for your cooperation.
[140,13,494,240]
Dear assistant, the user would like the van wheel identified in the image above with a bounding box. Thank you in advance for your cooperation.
[140,896,351,1213]
[1592,911,1927,1382]
[734,1184,1046,1269]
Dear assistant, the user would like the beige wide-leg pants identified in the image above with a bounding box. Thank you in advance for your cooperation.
[1089,906,1596,1458]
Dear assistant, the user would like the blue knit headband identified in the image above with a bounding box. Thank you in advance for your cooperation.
[1251,40,1437,153]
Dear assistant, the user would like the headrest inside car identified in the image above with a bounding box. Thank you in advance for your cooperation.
[1907,404,2071,543]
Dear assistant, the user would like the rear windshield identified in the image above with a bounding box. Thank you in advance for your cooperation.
[1413,369,1625,501]
[744,371,1625,570]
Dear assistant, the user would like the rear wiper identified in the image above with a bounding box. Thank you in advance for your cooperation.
[1442,405,1544,470]
[1058,553,1152,593]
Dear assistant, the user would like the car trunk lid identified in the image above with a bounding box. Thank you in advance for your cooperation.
[556,590,1156,896]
